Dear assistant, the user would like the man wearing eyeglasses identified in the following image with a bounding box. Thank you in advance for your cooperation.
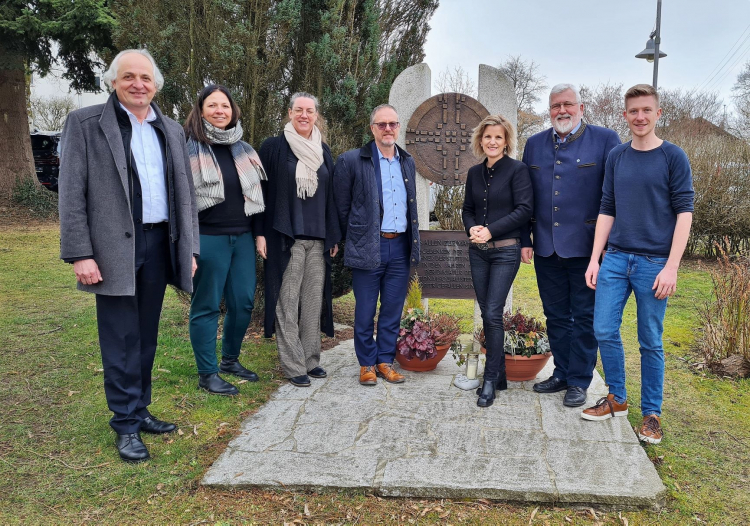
[333,104,420,386]
[521,84,620,407]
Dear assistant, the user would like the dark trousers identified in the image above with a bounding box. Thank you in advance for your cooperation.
[96,225,169,434]
[534,253,597,388]
[351,235,410,366]
[469,243,521,381]
[189,233,256,375]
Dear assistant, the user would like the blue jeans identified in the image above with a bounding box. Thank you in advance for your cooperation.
[594,249,669,416]
[534,254,597,388]
[469,243,521,381]
[352,235,411,365]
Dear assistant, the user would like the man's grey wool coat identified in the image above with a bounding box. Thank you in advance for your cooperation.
[58,95,199,296]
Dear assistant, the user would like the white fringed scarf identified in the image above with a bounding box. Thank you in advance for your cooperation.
[283,121,323,199]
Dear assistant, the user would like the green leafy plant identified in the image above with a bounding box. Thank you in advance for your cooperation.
[474,309,550,358]
[403,273,423,313]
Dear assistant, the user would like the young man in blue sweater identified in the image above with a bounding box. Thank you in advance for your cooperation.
[581,84,694,445]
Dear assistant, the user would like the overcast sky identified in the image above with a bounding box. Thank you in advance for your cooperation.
[423,0,750,115]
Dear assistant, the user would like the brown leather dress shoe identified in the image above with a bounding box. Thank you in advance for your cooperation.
[376,363,405,383]
[359,366,377,386]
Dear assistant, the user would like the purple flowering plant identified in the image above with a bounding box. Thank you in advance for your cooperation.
[397,308,461,361]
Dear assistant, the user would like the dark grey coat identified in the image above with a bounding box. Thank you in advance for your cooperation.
[58,95,199,296]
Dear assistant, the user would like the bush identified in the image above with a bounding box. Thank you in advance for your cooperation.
[675,136,750,256]
[434,185,465,231]
[11,177,58,218]
[697,244,750,377]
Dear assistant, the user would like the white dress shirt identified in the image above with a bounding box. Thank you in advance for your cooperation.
[119,103,169,223]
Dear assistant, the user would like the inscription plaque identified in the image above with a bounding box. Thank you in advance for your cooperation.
[416,230,475,299]
[405,93,490,186]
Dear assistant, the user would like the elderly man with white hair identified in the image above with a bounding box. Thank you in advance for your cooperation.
[520,83,620,408]
[58,49,199,462]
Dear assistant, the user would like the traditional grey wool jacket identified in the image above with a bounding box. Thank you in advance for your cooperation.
[58,93,199,296]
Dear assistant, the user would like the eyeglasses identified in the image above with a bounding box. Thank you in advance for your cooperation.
[292,108,317,116]
[372,121,400,130]
[549,101,578,112]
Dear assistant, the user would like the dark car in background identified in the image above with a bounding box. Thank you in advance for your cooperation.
[31,131,61,192]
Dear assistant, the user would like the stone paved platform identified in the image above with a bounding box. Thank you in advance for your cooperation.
[202,341,666,509]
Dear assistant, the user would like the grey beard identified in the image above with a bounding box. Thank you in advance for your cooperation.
[552,117,575,135]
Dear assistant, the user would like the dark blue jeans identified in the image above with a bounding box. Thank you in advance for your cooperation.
[351,235,411,365]
[534,253,597,388]
[469,243,521,382]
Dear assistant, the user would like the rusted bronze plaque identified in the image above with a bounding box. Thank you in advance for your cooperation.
[416,230,475,299]
[405,93,489,186]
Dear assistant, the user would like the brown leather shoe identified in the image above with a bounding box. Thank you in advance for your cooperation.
[359,366,377,386]
[376,363,405,383]
[638,415,663,444]
[580,393,628,421]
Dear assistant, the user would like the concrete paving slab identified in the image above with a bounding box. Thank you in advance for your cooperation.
[203,340,666,509]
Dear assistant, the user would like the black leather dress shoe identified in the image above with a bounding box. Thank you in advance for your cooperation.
[140,416,176,434]
[219,358,259,381]
[307,366,327,378]
[563,386,588,407]
[533,376,568,393]
[477,379,498,408]
[115,433,150,463]
[289,375,311,387]
[199,373,239,395]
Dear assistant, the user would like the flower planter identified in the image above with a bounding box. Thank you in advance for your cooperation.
[481,347,552,381]
[395,344,450,372]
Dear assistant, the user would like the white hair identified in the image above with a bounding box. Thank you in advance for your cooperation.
[549,83,581,104]
[101,49,164,91]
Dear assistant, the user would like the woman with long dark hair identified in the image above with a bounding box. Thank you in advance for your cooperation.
[257,92,340,387]
[184,84,266,395]
[463,114,533,407]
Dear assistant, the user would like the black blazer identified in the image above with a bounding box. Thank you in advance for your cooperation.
[462,155,533,242]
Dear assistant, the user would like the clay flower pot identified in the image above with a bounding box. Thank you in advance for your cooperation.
[395,344,451,372]
[481,347,552,382]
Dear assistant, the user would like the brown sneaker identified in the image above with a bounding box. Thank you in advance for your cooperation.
[581,394,629,421]
[638,415,663,444]
[376,363,405,384]
[359,366,377,386]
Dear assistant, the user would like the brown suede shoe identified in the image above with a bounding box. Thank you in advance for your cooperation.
[376,363,405,383]
[359,366,377,386]
[638,415,663,444]
[581,393,629,421]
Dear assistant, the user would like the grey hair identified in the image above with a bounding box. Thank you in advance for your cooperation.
[370,104,398,124]
[549,83,581,104]
[288,92,319,111]
[102,49,164,91]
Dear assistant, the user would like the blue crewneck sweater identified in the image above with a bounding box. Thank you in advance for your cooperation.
[600,140,694,257]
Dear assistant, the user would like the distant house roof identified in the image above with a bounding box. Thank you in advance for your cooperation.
[660,117,741,141]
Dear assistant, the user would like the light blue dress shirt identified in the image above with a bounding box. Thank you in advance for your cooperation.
[553,120,582,143]
[378,147,408,233]
[119,103,169,223]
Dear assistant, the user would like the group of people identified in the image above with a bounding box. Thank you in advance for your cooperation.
[465,82,693,449]
[58,48,692,463]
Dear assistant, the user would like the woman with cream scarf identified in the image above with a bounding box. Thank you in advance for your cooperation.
[257,92,341,387]
[185,85,266,396]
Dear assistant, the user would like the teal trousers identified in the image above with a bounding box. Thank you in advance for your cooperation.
[189,232,256,375]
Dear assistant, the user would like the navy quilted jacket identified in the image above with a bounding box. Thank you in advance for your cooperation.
[333,140,420,270]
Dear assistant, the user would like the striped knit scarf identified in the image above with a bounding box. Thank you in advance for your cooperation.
[187,119,266,215]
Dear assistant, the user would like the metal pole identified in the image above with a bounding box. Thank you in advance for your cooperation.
[653,0,662,90]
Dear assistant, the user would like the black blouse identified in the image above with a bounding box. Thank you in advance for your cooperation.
[287,152,329,240]
[462,155,533,242]
[198,144,254,236]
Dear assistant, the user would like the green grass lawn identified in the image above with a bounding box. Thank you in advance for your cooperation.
[1,222,748,525]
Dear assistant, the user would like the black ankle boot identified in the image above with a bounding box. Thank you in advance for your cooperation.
[219,358,259,381]
[477,379,497,408]
[198,373,239,395]
[476,377,508,395]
